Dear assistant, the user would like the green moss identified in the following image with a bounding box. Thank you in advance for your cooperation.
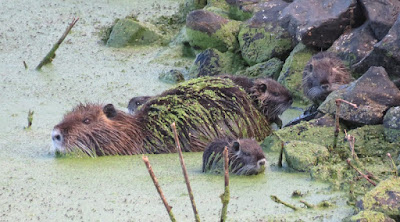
[186,19,240,52]
[237,57,283,79]
[350,210,395,222]
[228,6,253,21]
[284,140,330,172]
[278,43,316,101]
[238,25,292,66]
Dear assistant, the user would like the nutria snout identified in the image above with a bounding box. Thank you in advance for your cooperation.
[202,138,267,175]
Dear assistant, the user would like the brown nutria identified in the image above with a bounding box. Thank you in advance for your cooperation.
[302,52,352,104]
[202,138,267,175]
[51,77,271,156]
[127,96,151,114]
[219,74,293,128]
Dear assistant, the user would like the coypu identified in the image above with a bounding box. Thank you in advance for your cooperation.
[302,52,352,104]
[127,96,151,114]
[51,77,271,156]
[219,75,293,128]
[202,138,267,175]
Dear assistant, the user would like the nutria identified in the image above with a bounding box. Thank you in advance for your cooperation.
[127,96,151,114]
[302,52,352,104]
[51,77,271,156]
[219,75,293,128]
[202,138,267,175]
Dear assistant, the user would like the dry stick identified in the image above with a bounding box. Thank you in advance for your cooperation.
[171,122,201,222]
[300,200,315,209]
[36,18,79,70]
[270,195,299,211]
[220,147,230,222]
[344,130,358,161]
[142,155,176,222]
[346,159,376,186]
[278,141,284,168]
[387,153,398,177]
[333,99,358,149]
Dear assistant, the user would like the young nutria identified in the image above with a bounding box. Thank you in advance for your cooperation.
[51,77,271,156]
[219,75,293,128]
[127,96,151,114]
[202,138,267,175]
[302,52,352,104]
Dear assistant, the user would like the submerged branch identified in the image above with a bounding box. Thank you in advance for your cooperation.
[220,147,230,222]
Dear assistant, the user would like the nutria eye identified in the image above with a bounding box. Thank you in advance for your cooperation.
[136,102,140,105]
[83,118,90,124]
[272,92,279,97]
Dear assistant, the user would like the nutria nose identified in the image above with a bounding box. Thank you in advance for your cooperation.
[52,128,63,142]
[258,159,266,166]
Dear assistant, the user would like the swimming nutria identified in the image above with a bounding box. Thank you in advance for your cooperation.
[51,77,271,156]
[202,138,267,175]
[219,75,293,128]
[302,52,352,104]
[127,96,151,114]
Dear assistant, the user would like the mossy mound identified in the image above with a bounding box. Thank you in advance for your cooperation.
[139,77,271,153]
[278,43,316,101]
[357,177,400,220]
[350,210,396,222]
[106,19,162,47]
[158,70,185,84]
[237,58,283,79]
[284,140,330,172]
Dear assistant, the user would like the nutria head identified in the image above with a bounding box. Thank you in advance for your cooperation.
[127,96,152,114]
[51,103,144,156]
[250,78,293,126]
[303,52,352,104]
[202,138,267,175]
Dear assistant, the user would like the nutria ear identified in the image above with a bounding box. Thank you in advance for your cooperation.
[258,83,267,93]
[232,141,240,152]
[103,104,117,119]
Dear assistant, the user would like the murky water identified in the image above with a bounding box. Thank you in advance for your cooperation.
[0,0,353,221]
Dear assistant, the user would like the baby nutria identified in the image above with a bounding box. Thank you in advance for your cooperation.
[219,75,293,128]
[302,52,352,104]
[51,77,271,156]
[127,96,151,114]
[202,138,267,175]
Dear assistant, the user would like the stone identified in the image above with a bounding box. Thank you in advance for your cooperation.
[238,0,293,65]
[106,19,162,48]
[238,58,283,78]
[329,23,378,68]
[383,106,400,143]
[319,66,400,125]
[279,0,363,49]
[359,0,400,41]
[186,10,240,52]
[159,70,185,84]
[350,210,396,222]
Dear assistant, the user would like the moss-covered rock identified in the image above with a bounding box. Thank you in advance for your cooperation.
[106,19,162,47]
[237,58,283,79]
[357,177,400,220]
[278,43,316,101]
[383,106,400,143]
[284,140,330,172]
[350,210,396,222]
[186,10,240,52]
[159,70,185,84]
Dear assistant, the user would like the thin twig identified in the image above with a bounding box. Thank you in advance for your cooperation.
[333,99,357,149]
[278,141,284,168]
[270,195,299,211]
[142,155,176,222]
[220,147,230,222]
[387,153,398,177]
[36,18,79,70]
[300,200,315,209]
[23,61,28,69]
[171,122,201,222]
[344,130,358,160]
[336,99,358,108]
[346,159,376,186]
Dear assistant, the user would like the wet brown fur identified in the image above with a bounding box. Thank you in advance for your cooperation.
[302,52,352,104]
[52,77,271,156]
[202,138,266,175]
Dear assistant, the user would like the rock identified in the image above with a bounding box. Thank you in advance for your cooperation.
[352,15,400,79]
[319,66,400,125]
[238,0,293,65]
[106,19,162,48]
[283,140,330,172]
[357,177,400,220]
[279,0,363,49]
[350,210,396,222]
[329,23,378,68]
[237,58,283,78]
[186,10,240,52]
[188,48,244,78]
[159,70,185,84]
[383,106,400,143]
[278,43,316,100]
[359,0,400,41]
